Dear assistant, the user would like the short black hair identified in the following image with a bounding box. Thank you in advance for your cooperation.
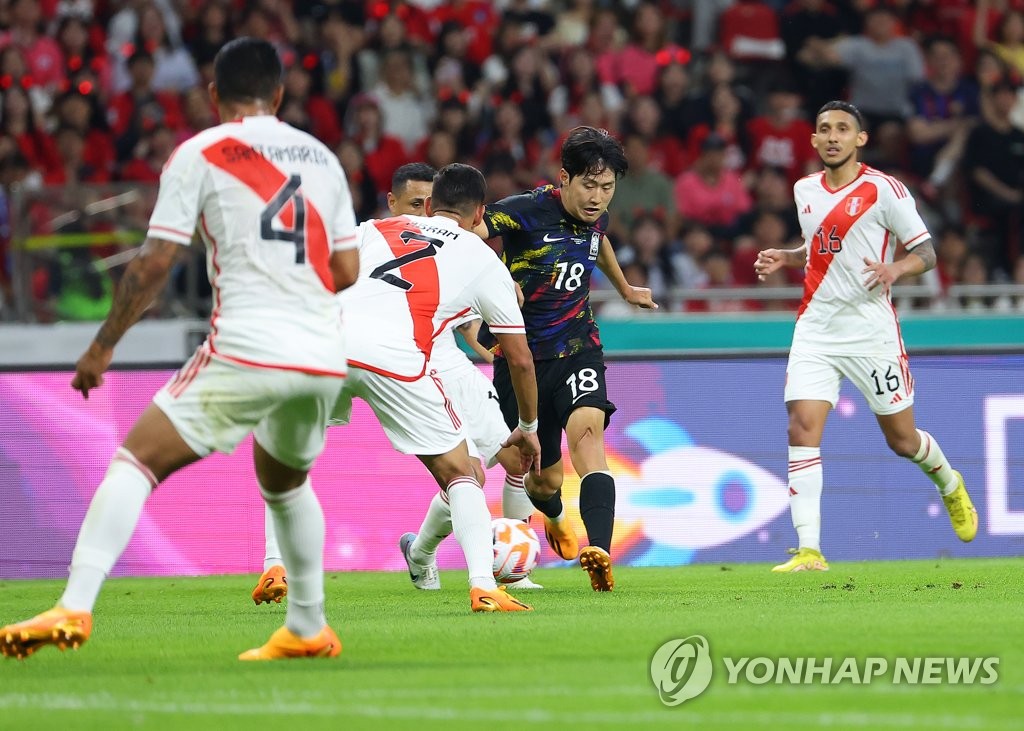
[431,163,486,216]
[923,34,958,54]
[214,37,283,105]
[816,100,866,131]
[392,162,436,194]
[560,126,628,181]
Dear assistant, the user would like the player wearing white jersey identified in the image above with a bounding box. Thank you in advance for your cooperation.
[253,165,540,602]
[344,164,541,612]
[754,101,978,573]
[0,39,360,662]
[375,167,540,592]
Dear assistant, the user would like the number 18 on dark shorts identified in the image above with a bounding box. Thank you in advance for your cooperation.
[493,349,617,469]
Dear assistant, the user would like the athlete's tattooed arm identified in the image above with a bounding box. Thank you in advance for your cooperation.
[73,238,181,398]
[906,240,937,273]
[861,239,935,295]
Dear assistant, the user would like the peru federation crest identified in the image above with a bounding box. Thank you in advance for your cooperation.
[845,197,864,216]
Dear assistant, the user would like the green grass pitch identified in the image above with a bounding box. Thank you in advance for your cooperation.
[1,559,1021,731]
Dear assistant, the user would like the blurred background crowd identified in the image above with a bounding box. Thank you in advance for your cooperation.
[1,0,1024,321]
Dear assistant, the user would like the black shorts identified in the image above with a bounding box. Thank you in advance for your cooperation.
[493,349,617,470]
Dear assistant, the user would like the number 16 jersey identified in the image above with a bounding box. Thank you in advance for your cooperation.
[147,115,358,375]
[341,214,525,381]
[792,164,930,356]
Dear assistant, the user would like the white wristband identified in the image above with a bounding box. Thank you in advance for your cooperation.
[518,417,538,434]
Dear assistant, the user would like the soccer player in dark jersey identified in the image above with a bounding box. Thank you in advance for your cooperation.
[473,126,657,591]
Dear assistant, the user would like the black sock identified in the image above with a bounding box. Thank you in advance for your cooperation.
[579,472,615,552]
[528,488,564,519]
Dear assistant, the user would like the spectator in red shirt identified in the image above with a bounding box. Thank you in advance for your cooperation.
[432,22,482,93]
[549,46,625,135]
[186,0,234,83]
[43,125,110,184]
[0,0,65,91]
[343,94,408,194]
[56,14,112,98]
[428,1,498,66]
[686,83,750,173]
[733,210,793,286]
[718,0,785,65]
[120,125,177,183]
[746,83,817,184]
[478,100,542,189]
[654,56,701,143]
[282,58,341,148]
[0,84,58,174]
[179,86,217,141]
[674,132,753,236]
[622,95,686,177]
[52,90,116,179]
[435,95,477,160]
[497,44,557,140]
[108,50,185,161]
[334,138,381,222]
[685,249,760,313]
[597,1,683,98]
[421,128,458,172]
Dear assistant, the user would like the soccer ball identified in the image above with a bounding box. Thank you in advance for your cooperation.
[491,518,540,584]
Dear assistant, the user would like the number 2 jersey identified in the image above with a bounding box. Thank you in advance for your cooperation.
[792,164,930,355]
[147,115,358,375]
[484,185,607,360]
[341,215,525,381]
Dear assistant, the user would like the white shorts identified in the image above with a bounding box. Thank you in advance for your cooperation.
[330,366,466,456]
[443,366,511,468]
[785,348,915,415]
[153,349,345,470]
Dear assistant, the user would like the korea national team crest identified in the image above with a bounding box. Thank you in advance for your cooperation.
[589,232,601,259]
[845,197,864,216]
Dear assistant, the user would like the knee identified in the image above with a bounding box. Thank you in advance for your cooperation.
[787,415,814,446]
[430,454,476,488]
[526,473,559,499]
[885,432,919,459]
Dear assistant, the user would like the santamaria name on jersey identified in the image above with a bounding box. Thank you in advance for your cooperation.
[217,142,332,167]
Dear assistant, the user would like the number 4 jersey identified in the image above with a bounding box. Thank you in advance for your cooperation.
[147,115,358,375]
[792,164,930,355]
[341,215,525,381]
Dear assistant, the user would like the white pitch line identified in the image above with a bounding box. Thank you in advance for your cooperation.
[0,693,1018,729]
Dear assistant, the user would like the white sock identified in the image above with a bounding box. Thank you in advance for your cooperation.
[263,503,283,572]
[261,478,326,638]
[788,446,823,552]
[447,476,497,590]
[410,491,452,564]
[501,474,534,521]
[61,449,155,612]
[912,430,959,496]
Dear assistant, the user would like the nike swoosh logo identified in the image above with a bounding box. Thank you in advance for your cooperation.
[543,234,564,242]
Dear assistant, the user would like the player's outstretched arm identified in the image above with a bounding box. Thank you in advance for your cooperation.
[73,238,180,399]
[755,244,807,281]
[597,235,658,309]
[456,319,494,364]
[494,332,541,474]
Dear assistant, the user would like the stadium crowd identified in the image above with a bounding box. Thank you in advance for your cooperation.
[1,0,1024,320]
